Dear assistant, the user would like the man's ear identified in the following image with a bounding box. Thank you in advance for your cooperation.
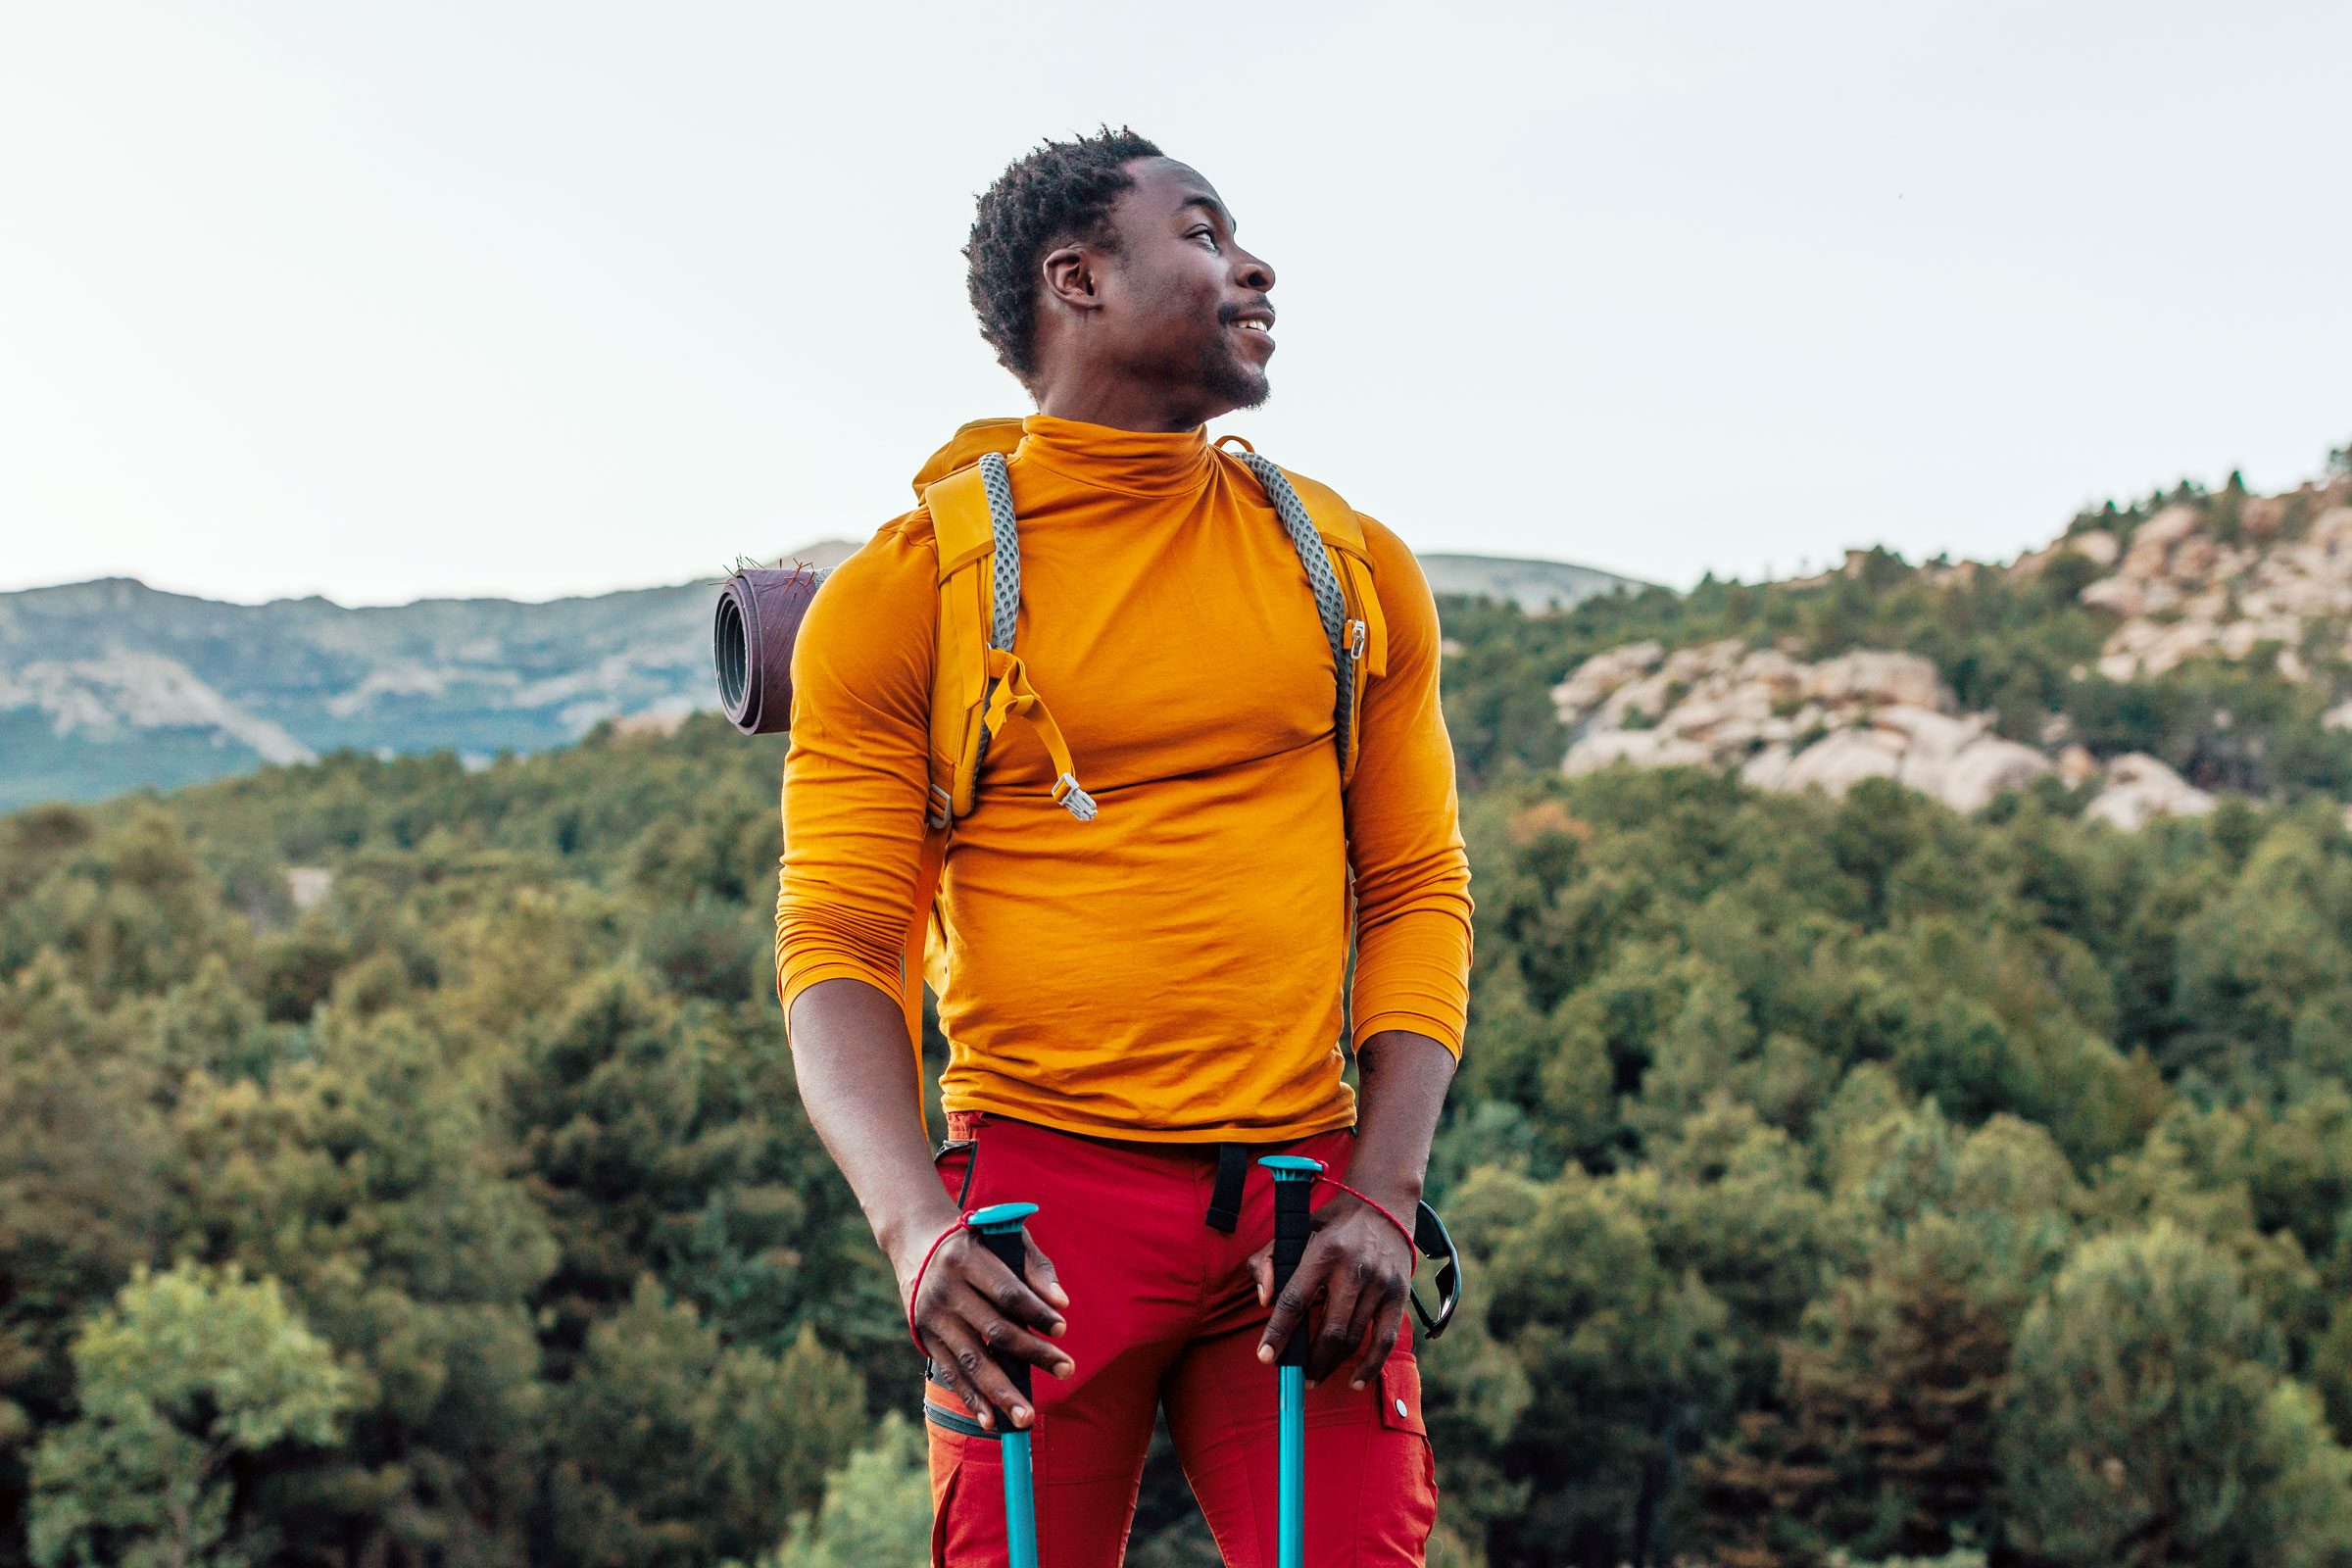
[1041,244,1105,315]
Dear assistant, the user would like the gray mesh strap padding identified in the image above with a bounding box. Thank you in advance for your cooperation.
[1235,451,1357,767]
[971,452,1020,774]
[979,453,1020,651]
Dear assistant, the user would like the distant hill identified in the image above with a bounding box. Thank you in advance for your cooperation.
[0,542,1629,808]
[1418,554,1645,613]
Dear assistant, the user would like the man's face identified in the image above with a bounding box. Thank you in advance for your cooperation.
[1090,158,1277,416]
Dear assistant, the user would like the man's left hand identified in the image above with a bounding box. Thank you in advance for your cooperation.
[1249,1188,1416,1390]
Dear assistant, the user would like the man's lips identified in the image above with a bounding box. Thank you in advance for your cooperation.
[1225,306,1276,346]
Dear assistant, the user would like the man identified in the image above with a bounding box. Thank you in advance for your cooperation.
[776,127,1472,1565]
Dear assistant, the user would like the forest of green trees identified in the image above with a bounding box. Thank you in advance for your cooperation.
[8,491,2352,1566]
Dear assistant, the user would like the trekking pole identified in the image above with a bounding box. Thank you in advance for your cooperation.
[1259,1155,1326,1568]
[967,1201,1044,1568]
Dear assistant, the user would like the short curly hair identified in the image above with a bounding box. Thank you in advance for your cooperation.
[965,127,1164,380]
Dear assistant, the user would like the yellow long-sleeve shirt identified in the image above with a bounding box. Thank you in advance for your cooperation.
[775,414,1472,1142]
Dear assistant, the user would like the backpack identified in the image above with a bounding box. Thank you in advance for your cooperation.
[730,419,1389,1125]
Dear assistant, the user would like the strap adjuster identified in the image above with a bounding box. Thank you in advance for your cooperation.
[1051,772,1099,822]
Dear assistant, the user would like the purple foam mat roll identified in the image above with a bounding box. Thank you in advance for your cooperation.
[713,565,828,734]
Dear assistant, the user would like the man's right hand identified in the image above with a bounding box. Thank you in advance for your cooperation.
[786,977,1079,1429]
[898,1221,1074,1431]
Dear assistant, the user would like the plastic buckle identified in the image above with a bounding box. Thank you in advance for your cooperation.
[926,784,953,831]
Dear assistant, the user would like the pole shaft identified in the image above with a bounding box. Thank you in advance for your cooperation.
[1001,1430,1039,1568]
[1278,1365,1305,1568]
[971,1215,1041,1568]
[1267,1167,1317,1568]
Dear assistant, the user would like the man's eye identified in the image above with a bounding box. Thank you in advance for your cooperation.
[1192,228,1220,251]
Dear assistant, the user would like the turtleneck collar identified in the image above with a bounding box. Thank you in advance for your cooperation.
[1014,413,1214,498]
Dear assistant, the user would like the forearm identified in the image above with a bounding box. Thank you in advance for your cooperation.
[787,976,964,1272]
[1347,1027,1457,1214]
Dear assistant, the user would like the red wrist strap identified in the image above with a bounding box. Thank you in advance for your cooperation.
[906,1215,970,1355]
[1319,1176,1418,1257]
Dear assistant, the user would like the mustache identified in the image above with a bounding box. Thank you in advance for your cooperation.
[1218,299,1276,326]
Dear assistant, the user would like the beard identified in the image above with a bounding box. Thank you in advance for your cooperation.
[1108,300,1274,417]
[1197,335,1272,411]
[1200,299,1273,411]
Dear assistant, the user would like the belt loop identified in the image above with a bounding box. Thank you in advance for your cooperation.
[1205,1142,1250,1234]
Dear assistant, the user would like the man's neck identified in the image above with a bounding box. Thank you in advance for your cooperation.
[1033,376,1224,434]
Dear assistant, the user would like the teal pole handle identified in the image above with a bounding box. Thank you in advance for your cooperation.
[1260,1156,1324,1568]
[968,1201,1043,1568]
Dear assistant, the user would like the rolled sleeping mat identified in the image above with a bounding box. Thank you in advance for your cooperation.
[713,565,828,735]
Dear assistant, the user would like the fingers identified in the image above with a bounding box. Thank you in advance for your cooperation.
[923,1315,1035,1431]
[1024,1232,1071,1313]
[916,1324,992,1430]
[1345,1296,1406,1392]
[955,1237,1067,1341]
[945,1278,1074,1381]
[1257,1240,1323,1366]
[1308,1244,1367,1386]
[1247,1241,1274,1307]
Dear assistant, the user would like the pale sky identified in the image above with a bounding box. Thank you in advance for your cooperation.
[2,1,2346,606]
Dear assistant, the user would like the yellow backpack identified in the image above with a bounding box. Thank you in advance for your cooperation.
[881,420,1391,1119]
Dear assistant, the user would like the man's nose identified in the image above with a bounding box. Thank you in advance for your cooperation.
[1234,248,1275,292]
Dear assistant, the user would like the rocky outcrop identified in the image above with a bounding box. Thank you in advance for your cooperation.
[1555,641,2058,815]
[2081,753,2217,830]
[284,867,335,911]
[1552,638,2230,828]
[2025,481,2352,682]
[1546,472,2352,829]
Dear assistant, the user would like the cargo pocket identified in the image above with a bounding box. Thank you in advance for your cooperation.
[1375,1353,1439,1558]
[1378,1354,1428,1438]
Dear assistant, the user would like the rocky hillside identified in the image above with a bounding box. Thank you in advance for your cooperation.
[1557,641,2217,829]
[0,541,1631,809]
[2028,487,2352,693]
[1544,463,2352,826]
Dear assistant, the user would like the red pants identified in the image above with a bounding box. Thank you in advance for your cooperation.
[924,1117,1438,1566]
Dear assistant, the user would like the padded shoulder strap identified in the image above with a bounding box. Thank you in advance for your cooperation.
[924,464,999,578]
[896,455,1094,1129]
[1284,469,1365,550]
[920,465,1000,822]
[1280,467,1387,681]
[1230,451,1391,787]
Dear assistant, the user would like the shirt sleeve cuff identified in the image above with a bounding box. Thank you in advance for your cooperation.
[778,961,903,1021]
[1351,1009,1464,1058]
